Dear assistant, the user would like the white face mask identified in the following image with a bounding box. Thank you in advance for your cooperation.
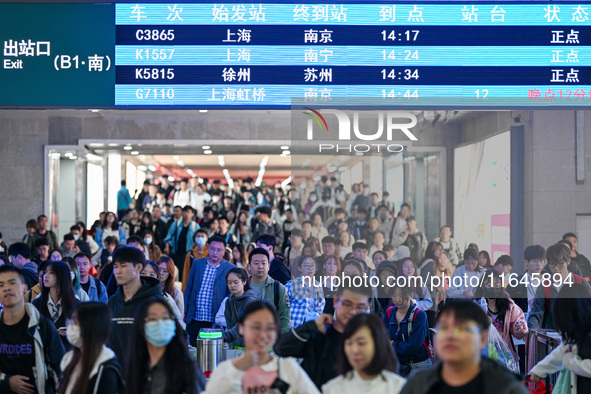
[66,324,82,348]
[144,237,153,245]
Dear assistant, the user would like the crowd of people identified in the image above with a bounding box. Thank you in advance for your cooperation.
[0,175,590,393]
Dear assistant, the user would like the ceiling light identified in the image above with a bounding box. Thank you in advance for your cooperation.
[148,165,156,171]
[167,176,175,182]
[218,156,225,167]
[204,150,213,155]
[108,143,118,147]
[177,161,184,166]
[124,145,132,151]
[282,150,291,155]
[64,152,73,157]
[281,145,290,150]
[199,110,208,113]
[138,165,148,171]
[131,151,139,155]
[202,146,210,150]
[69,156,78,160]
[173,156,179,160]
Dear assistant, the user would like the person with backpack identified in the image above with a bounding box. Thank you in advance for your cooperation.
[247,247,291,333]
[383,285,433,377]
[59,302,124,394]
[528,243,591,329]
[74,253,107,303]
[0,265,65,394]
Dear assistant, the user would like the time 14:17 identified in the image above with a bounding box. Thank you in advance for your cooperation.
[381,30,420,41]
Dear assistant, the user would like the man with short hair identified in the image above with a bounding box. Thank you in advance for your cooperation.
[0,265,65,394]
[173,178,196,210]
[163,205,200,279]
[562,232,591,282]
[7,243,38,290]
[181,229,209,292]
[434,225,463,267]
[256,234,290,285]
[274,284,372,389]
[33,237,50,264]
[387,203,411,248]
[493,255,514,286]
[252,206,284,252]
[107,246,162,364]
[60,233,78,259]
[25,215,58,257]
[376,204,392,235]
[74,252,107,303]
[248,247,291,332]
[528,243,591,329]
[352,241,370,271]
[184,236,233,346]
[166,205,183,232]
[404,216,428,264]
[401,300,527,394]
[215,216,237,248]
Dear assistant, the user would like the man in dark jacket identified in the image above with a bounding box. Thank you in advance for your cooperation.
[107,246,163,365]
[252,207,284,253]
[0,265,65,394]
[274,284,372,389]
[7,242,38,290]
[255,234,290,285]
[401,300,527,394]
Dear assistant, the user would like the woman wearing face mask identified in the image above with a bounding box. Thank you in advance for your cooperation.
[141,230,162,262]
[322,313,406,394]
[474,270,528,364]
[204,300,319,394]
[126,298,206,394]
[32,261,79,349]
[60,302,124,394]
[181,229,209,292]
[304,192,318,216]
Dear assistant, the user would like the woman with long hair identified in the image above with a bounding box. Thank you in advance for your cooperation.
[156,256,183,315]
[59,302,124,394]
[220,267,258,344]
[428,251,455,326]
[229,211,251,245]
[126,297,205,394]
[95,211,127,248]
[474,270,528,364]
[530,283,591,391]
[322,313,406,393]
[232,244,248,268]
[323,255,341,298]
[204,300,319,393]
[33,261,78,348]
[478,250,493,269]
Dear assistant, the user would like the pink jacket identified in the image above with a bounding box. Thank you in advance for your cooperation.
[478,297,528,361]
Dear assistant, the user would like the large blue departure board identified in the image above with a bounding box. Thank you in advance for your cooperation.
[2,2,591,108]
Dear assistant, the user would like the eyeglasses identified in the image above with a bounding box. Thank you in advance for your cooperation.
[209,247,224,253]
[436,326,481,338]
[339,301,370,313]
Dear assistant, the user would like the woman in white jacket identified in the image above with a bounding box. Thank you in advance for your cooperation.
[530,283,591,393]
[204,300,320,394]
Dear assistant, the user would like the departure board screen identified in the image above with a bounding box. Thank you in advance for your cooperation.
[2,2,591,108]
